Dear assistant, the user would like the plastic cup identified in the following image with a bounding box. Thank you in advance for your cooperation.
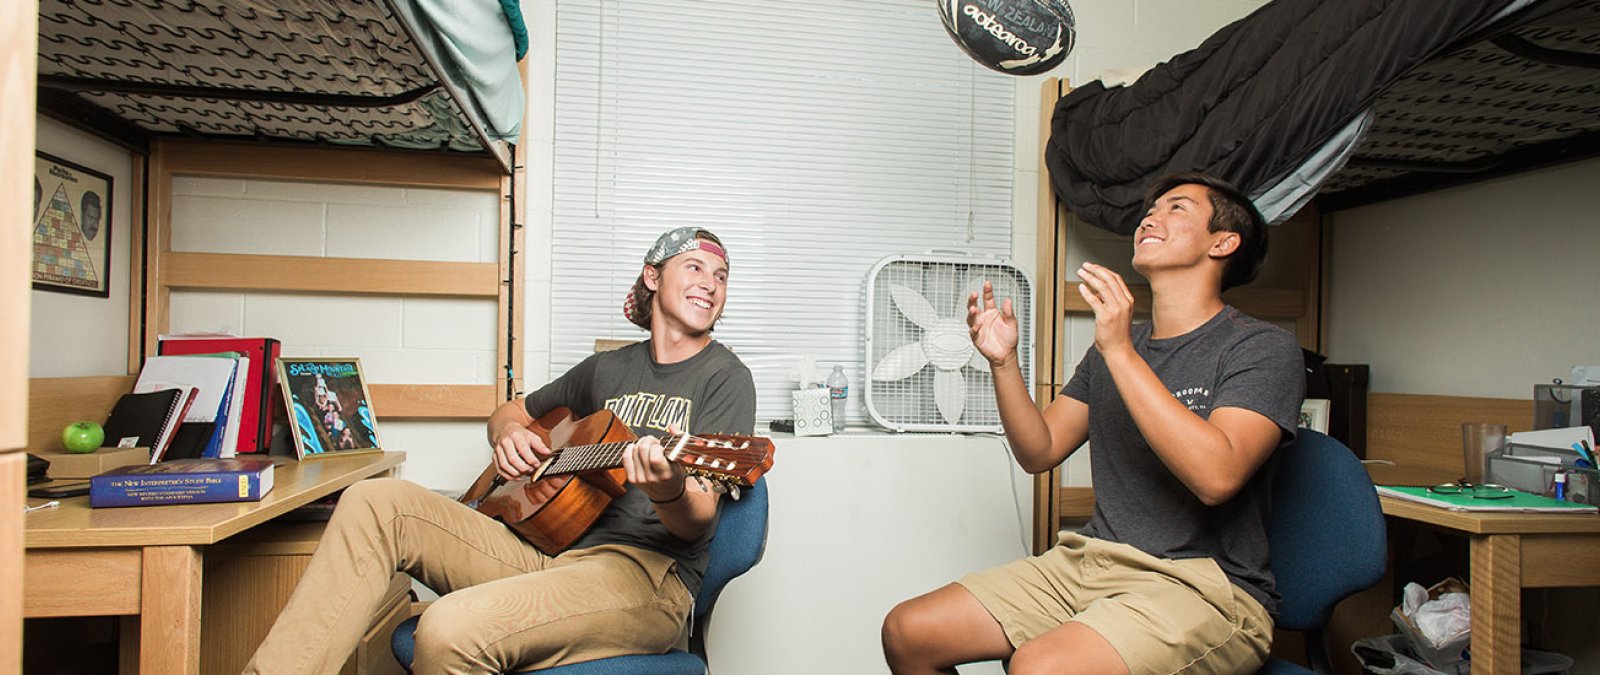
[1461,422,1508,485]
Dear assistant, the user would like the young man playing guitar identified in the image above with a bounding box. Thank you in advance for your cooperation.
[882,173,1304,674]
[247,227,756,674]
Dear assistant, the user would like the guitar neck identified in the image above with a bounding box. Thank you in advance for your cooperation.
[535,430,771,489]
[542,440,636,477]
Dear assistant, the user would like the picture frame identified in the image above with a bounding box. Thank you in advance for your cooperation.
[276,357,383,460]
[33,152,113,297]
[1300,398,1332,434]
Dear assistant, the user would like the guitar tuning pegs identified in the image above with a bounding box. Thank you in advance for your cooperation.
[728,484,741,501]
[694,475,709,493]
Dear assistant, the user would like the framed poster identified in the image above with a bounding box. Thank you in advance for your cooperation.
[34,152,113,297]
[1299,398,1331,434]
[276,357,383,459]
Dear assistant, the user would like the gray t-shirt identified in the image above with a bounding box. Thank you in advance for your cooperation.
[522,340,756,596]
[1063,306,1303,613]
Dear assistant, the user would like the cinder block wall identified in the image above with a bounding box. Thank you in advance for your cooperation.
[167,176,501,489]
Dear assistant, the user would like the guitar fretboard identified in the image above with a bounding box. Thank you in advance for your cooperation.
[543,436,686,476]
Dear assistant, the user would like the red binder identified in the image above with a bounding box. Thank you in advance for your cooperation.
[157,335,282,454]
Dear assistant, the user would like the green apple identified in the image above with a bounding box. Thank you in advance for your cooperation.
[62,420,105,454]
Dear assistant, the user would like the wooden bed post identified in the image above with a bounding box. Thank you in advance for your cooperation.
[1,0,39,667]
[499,59,530,402]
[1032,77,1069,555]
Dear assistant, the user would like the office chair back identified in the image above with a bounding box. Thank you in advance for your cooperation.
[392,477,769,674]
[1260,429,1386,673]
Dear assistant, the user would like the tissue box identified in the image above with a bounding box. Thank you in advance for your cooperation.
[791,388,834,436]
[1391,577,1471,671]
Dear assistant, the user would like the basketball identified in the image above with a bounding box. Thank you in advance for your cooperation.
[937,0,1075,76]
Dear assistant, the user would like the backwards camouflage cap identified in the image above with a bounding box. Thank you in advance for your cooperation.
[623,227,728,326]
[643,226,728,265]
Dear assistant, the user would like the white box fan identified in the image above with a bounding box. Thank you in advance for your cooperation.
[865,252,1033,433]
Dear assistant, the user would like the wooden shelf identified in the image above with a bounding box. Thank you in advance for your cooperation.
[164,252,499,298]
[370,384,496,419]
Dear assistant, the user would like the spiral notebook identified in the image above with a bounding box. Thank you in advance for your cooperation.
[101,387,195,461]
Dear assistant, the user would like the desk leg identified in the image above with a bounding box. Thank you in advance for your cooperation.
[141,545,203,674]
[1470,534,1520,675]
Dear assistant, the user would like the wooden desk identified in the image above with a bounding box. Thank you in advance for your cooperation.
[23,451,404,674]
[1379,495,1600,674]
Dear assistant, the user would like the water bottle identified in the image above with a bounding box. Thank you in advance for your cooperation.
[826,365,849,432]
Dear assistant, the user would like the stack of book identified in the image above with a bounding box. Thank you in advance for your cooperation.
[105,335,281,463]
[157,334,282,455]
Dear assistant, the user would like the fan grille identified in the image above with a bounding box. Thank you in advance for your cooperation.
[865,255,1032,433]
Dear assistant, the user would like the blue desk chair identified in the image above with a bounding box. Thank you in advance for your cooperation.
[1258,430,1387,674]
[392,478,769,675]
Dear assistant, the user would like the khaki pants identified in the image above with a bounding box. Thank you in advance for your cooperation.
[958,532,1273,674]
[244,478,692,675]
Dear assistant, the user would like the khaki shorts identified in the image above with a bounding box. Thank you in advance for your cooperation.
[957,532,1273,674]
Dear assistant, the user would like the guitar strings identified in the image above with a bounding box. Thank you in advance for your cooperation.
[546,434,697,474]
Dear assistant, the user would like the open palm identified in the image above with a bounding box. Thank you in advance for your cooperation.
[967,281,1018,367]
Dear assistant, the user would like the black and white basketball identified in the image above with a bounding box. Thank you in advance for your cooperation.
[937,0,1075,76]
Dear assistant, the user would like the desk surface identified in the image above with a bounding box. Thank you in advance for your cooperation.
[24,451,404,548]
[1378,495,1600,535]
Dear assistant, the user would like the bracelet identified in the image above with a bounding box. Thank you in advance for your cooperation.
[649,483,688,504]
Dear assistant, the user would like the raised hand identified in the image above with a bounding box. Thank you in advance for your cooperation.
[1075,262,1135,354]
[967,280,1019,368]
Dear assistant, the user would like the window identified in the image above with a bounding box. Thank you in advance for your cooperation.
[550,0,1015,426]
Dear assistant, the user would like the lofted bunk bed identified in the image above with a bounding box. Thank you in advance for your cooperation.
[37,0,527,170]
[30,0,532,445]
[1028,0,1600,550]
[1045,0,1600,235]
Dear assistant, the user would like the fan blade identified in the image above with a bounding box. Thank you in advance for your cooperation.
[967,349,990,373]
[934,369,966,425]
[961,275,987,315]
[889,283,941,331]
[873,343,930,381]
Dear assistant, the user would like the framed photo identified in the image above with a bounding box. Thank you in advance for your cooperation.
[276,357,383,460]
[33,152,113,297]
[1300,398,1331,434]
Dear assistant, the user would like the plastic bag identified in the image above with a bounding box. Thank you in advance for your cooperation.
[1401,582,1471,648]
[1352,635,1452,675]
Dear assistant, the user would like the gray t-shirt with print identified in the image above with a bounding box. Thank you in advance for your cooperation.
[1062,306,1303,613]
[522,340,756,596]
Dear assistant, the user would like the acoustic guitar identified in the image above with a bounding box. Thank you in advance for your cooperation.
[459,407,775,554]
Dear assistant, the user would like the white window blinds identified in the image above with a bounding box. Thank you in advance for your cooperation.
[550,0,1016,427]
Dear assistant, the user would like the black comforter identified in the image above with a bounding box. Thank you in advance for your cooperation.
[1046,0,1564,234]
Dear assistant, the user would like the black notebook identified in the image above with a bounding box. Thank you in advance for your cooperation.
[101,388,188,459]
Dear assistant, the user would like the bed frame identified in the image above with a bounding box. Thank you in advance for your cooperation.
[30,0,532,428]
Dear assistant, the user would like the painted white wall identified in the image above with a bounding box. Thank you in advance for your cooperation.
[707,434,1034,675]
[1324,158,1600,397]
[30,116,135,378]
